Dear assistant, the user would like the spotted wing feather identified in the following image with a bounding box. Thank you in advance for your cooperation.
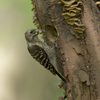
[28,45,56,75]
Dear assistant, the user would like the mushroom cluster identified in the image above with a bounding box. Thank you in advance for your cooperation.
[31,0,41,30]
[59,0,85,33]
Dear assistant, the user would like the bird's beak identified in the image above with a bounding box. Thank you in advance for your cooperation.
[32,31,38,38]
[36,29,45,34]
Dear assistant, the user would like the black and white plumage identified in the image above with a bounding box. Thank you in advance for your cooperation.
[25,29,66,82]
[28,44,56,75]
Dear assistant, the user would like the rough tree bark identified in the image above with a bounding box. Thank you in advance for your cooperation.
[31,0,100,100]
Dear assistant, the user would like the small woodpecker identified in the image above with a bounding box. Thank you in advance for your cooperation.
[25,29,66,82]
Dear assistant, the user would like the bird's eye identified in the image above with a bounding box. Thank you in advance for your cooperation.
[30,31,33,34]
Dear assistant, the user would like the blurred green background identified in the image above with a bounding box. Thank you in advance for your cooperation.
[0,0,64,100]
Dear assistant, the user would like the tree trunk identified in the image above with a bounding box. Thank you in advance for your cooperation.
[31,0,100,100]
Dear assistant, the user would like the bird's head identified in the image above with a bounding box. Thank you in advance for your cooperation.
[25,29,39,43]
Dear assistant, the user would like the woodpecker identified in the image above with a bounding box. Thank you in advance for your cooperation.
[25,29,66,82]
